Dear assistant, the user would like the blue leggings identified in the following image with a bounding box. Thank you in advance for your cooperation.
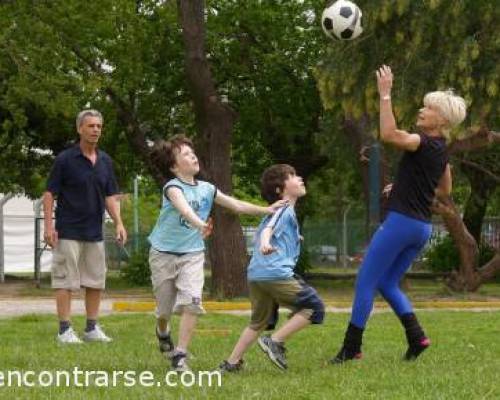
[351,212,432,328]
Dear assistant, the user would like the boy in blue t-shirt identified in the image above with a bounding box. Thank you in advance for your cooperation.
[148,135,284,372]
[219,164,325,372]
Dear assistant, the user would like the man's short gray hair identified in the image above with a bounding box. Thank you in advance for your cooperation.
[76,109,103,130]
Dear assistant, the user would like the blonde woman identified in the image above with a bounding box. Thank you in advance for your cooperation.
[332,65,467,363]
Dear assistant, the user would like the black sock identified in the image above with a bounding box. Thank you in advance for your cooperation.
[400,313,426,344]
[344,322,364,352]
[85,319,97,333]
[59,320,71,335]
[332,322,364,363]
[400,313,430,360]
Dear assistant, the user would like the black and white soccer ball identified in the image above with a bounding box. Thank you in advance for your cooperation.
[321,0,363,41]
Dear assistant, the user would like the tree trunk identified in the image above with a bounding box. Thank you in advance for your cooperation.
[461,164,497,243]
[431,196,481,291]
[432,185,500,291]
[177,0,247,298]
[431,128,500,291]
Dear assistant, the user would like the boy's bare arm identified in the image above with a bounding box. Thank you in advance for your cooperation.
[167,187,207,231]
[214,191,286,215]
[259,227,275,255]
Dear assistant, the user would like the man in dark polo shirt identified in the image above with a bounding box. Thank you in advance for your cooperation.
[43,109,127,344]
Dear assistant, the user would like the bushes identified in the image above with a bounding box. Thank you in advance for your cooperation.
[425,235,460,273]
[120,245,151,286]
[295,247,312,275]
[425,235,496,273]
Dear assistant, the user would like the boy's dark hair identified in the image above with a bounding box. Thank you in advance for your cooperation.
[151,134,194,181]
[260,164,296,204]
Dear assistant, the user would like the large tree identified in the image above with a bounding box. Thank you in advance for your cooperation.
[0,0,251,296]
[176,0,248,297]
[1,0,344,292]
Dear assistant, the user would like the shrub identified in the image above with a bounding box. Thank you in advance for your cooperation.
[120,245,151,286]
[295,247,312,275]
[425,234,497,273]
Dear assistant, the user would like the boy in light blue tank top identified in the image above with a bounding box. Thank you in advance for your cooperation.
[219,164,325,372]
[148,135,284,372]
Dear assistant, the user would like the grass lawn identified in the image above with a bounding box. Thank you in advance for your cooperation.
[1,311,499,399]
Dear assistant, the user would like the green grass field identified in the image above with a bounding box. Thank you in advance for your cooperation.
[1,311,500,399]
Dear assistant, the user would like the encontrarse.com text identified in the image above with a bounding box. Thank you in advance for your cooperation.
[0,368,222,388]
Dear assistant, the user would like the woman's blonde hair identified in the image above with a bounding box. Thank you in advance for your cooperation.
[423,89,467,141]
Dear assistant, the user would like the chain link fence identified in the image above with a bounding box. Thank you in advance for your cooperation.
[3,216,498,282]
[102,217,500,271]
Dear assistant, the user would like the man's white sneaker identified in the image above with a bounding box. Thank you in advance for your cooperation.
[83,325,113,343]
[57,327,83,344]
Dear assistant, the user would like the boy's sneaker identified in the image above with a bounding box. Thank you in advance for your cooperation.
[218,360,244,374]
[156,328,174,358]
[171,351,190,372]
[258,335,287,370]
[83,325,113,343]
[57,327,83,344]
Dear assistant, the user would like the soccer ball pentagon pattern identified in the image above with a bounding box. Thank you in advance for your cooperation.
[321,0,363,41]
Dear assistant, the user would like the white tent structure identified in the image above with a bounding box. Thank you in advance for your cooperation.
[0,193,52,281]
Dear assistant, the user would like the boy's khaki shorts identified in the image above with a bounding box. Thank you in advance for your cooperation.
[149,248,205,316]
[249,278,325,331]
[51,239,107,291]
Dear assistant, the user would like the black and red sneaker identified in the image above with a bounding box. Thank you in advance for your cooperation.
[404,337,430,361]
[330,346,363,364]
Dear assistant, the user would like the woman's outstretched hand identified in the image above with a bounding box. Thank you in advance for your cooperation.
[376,65,393,98]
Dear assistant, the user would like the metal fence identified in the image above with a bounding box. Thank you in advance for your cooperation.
[302,220,368,266]
[427,217,500,248]
[2,216,499,285]
[302,217,500,268]
[36,216,500,273]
